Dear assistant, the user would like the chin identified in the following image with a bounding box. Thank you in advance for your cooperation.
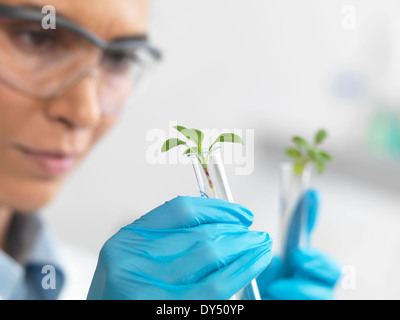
[0,175,65,214]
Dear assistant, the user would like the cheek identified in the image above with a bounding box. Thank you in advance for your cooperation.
[0,84,32,142]
[0,86,54,211]
[0,86,55,211]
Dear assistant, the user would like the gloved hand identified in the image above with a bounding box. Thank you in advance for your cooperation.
[87,196,272,300]
[257,190,341,300]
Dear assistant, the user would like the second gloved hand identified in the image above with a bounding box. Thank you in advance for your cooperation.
[257,190,341,300]
[87,196,272,300]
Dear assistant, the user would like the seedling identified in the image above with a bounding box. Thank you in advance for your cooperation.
[161,125,244,197]
[285,129,334,175]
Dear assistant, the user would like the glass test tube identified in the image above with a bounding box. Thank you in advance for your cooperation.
[188,147,261,300]
[279,161,312,264]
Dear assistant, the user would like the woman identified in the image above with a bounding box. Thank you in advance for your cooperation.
[0,0,340,300]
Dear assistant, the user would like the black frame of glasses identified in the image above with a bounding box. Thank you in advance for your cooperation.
[0,2,162,59]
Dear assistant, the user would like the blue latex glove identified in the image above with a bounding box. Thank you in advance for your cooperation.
[257,190,341,300]
[87,196,273,300]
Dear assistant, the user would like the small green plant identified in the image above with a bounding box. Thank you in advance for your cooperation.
[161,125,244,197]
[285,129,334,175]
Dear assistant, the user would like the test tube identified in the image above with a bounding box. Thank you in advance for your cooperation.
[188,147,261,300]
[279,161,312,265]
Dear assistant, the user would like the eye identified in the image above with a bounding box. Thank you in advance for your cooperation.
[102,51,138,74]
[14,28,57,52]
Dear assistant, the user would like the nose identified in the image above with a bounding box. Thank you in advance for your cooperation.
[44,71,102,130]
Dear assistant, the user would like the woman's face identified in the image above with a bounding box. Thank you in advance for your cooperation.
[0,0,149,212]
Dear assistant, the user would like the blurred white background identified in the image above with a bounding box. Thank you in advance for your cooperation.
[43,0,400,299]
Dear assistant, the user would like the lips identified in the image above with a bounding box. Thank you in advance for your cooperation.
[16,144,80,175]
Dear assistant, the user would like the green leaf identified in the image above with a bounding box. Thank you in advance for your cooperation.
[314,130,327,146]
[318,150,334,161]
[315,161,326,174]
[161,138,187,152]
[183,147,200,155]
[292,136,309,150]
[174,126,204,148]
[209,133,244,150]
[285,147,302,159]
[174,125,187,132]
[293,160,306,175]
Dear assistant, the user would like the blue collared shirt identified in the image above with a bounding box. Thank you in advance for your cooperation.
[0,214,64,300]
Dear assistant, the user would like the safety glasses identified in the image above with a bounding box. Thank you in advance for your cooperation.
[0,3,162,115]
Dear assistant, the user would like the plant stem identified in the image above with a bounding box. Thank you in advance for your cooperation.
[201,163,217,198]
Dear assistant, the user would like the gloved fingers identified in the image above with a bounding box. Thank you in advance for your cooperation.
[178,229,272,285]
[121,223,253,255]
[285,189,319,256]
[115,224,272,286]
[289,248,342,288]
[197,238,273,300]
[265,278,336,300]
[131,196,254,230]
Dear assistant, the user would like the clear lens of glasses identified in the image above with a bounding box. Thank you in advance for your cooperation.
[0,17,159,115]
